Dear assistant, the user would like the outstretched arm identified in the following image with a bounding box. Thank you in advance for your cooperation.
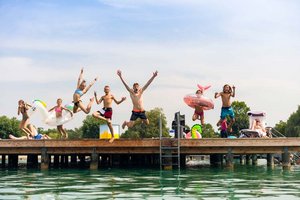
[113,96,126,105]
[48,106,56,112]
[215,92,221,98]
[77,68,84,88]
[62,107,73,117]
[231,86,235,97]
[142,70,158,92]
[117,70,132,93]
[83,77,98,94]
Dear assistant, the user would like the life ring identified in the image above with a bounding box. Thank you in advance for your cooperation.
[183,94,214,110]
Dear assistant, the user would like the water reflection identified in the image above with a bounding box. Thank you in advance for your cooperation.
[0,165,300,199]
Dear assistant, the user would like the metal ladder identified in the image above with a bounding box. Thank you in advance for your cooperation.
[159,113,181,170]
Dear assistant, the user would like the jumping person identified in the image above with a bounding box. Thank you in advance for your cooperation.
[48,98,73,139]
[93,85,126,143]
[17,99,32,134]
[73,68,98,114]
[215,84,235,132]
[117,70,158,129]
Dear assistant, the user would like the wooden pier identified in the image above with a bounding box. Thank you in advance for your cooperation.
[0,138,299,170]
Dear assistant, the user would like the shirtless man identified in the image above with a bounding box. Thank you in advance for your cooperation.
[117,70,158,129]
[93,85,126,143]
[215,84,236,132]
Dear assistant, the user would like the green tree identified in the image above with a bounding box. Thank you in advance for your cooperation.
[231,101,250,136]
[285,105,300,137]
[274,120,287,137]
[0,116,22,139]
[68,128,82,139]
[202,123,217,138]
[121,108,169,139]
[40,128,61,139]
[81,115,106,138]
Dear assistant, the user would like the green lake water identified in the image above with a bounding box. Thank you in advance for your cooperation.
[1,164,300,200]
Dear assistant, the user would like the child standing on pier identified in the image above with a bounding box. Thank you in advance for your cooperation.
[215,84,235,132]
[117,70,158,129]
[73,68,98,114]
[93,85,126,143]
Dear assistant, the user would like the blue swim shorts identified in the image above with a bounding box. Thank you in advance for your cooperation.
[220,106,235,119]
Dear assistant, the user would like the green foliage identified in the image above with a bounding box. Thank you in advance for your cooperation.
[68,128,82,139]
[274,120,287,137]
[231,101,250,136]
[121,108,169,139]
[0,116,22,139]
[285,106,300,137]
[81,115,106,138]
[201,123,217,138]
[39,128,60,139]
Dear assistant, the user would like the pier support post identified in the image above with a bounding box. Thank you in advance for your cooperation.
[267,154,274,168]
[226,148,234,168]
[282,147,291,170]
[252,154,258,165]
[8,154,18,168]
[180,155,186,168]
[246,155,251,165]
[41,148,49,170]
[53,155,59,168]
[90,149,99,170]
[1,155,5,168]
[27,154,38,168]
[70,155,77,168]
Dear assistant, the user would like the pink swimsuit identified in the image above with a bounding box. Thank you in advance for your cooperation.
[55,107,62,113]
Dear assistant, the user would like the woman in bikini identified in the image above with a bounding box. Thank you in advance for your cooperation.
[49,98,73,139]
[73,68,98,114]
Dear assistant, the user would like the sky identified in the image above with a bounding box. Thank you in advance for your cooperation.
[0,0,300,132]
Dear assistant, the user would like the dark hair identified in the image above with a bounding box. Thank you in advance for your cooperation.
[223,84,232,93]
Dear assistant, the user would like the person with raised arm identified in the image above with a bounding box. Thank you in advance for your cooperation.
[73,68,98,114]
[117,70,158,129]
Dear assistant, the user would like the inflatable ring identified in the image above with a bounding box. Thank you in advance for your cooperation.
[45,109,73,126]
[183,94,214,110]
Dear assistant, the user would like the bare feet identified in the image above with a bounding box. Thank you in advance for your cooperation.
[9,134,16,139]
[122,121,127,129]
[109,137,114,143]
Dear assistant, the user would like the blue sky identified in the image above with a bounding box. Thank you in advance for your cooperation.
[1,0,300,131]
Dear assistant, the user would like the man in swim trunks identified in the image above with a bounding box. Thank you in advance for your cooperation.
[73,68,98,114]
[215,84,236,132]
[117,70,158,129]
[93,85,126,143]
